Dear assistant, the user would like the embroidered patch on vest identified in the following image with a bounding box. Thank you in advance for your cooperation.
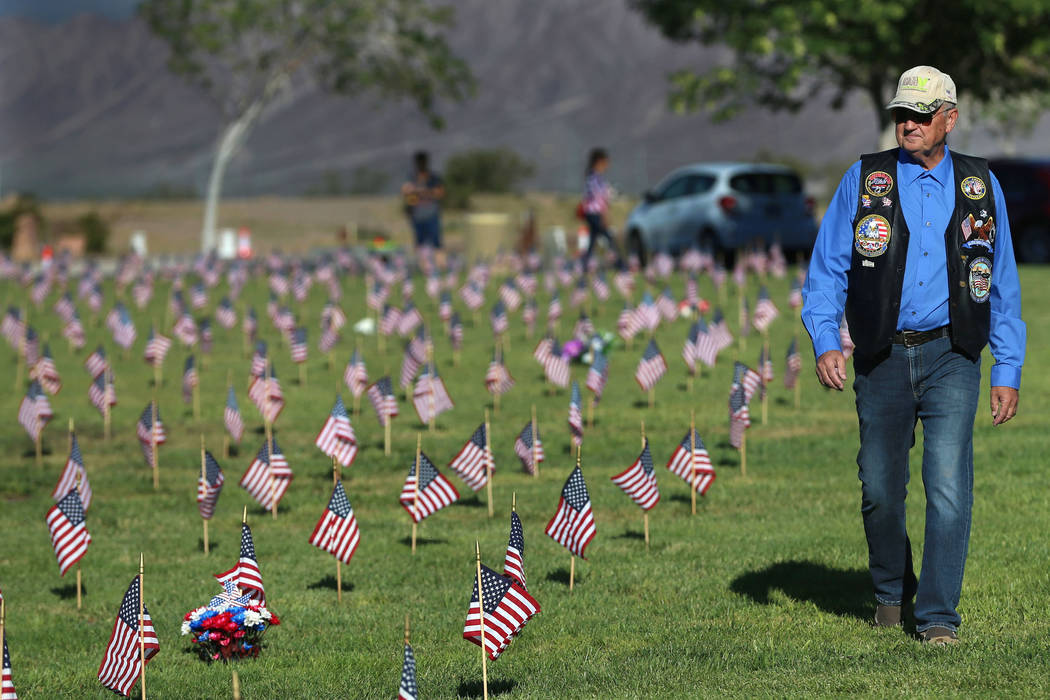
[854,214,891,257]
[961,213,995,251]
[961,176,986,200]
[968,257,991,302]
[861,194,872,208]
[865,171,894,197]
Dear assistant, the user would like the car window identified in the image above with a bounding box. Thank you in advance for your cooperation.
[686,175,716,195]
[658,177,691,200]
[730,172,802,194]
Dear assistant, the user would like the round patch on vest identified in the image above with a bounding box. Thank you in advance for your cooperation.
[865,171,894,197]
[968,257,991,302]
[961,176,987,200]
[854,214,891,257]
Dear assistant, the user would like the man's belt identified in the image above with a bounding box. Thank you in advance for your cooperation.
[892,326,950,347]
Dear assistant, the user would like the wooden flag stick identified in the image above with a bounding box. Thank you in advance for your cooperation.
[333,456,342,602]
[232,670,241,700]
[741,432,748,478]
[74,467,84,608]
[153,319,162,388]
[151,394,159,490]
[193,364,201,422]
[201,435,209,555]
[484,409,494,518]
[0,599,5,665]
[531,405,539,479]
[690,410,697,516]
[641,420,649,550]
[299,360,306,387]
[512,491,516,513]
[475,540,489,700]
[761,333,770,426]
[411,434,421,554]
[586,397,594,429]
[13,312,25,391]
[405,613,411,645]
[794,333,802,410]
[103,367,112,442]
[35,428,42,468]
[570,443,580,591]
[648,386,655,409]
[264,360,277,520]
[138,553,147,700]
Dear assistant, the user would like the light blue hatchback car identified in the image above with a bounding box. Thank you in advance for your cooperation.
[624,162,818,263]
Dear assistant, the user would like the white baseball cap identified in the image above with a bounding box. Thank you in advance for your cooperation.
[886,66,957,114]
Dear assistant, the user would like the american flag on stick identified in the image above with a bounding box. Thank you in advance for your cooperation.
[752,285,780,333]
[18,380,52,442]
[490,300,509,336]
[398,301,423,337]
[52,432,92,510]
[224,387,244,444]
[216,297,237,329]
[3,630,15,700]
[449,312,464,351]
[545,465,597,558]
[788,278,803,310]
[568,380,584,447]
[503,510,527,589]
[399,451,459,523]
[45,488,91,576]
[585,350,608,402]
[758,345,774,386]
[542,340,570,388]
[30,342,61,395]
[96,575,159,698]
[197,450,224,520]
[239,440,293,512]
[85,344,108,379]
[215,523,265,602]
[63,309,86,349]
[710,308,734,351]
[398,643,417,700]
[611,438,660,510]
[513,421,544,475]
[498,279,522,311]
[173,312,198,346]
[635,292,660,333]
[315,395,357,467]
[413,365,454,425]
[448,423,493,492]
[400,329,427,389]
[366,376,398,427]
[733,361,763,404]
[182,355,198,404]
[665,428,715,496]
[657,287,678,321]
[308,479,361,565]
[462,562,540,661]
[88,373,116,416]
[344,349,368,398]
[135,402,166,467]
[572,311,594,342]
[693,317,719,368]
[729,385,751,449]
[290,327,308,364]
[438,291,453,323]
[143,327,172,367]
[784,338,802,389]
[484,352,515,396]
[635,339,668,392]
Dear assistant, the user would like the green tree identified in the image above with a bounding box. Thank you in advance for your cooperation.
[631,0,1050,145]
[444,148,536,209]
[140,0,474,251]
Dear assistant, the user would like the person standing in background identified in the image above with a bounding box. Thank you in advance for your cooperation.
[402,151,445,254]
[581,147,621,268]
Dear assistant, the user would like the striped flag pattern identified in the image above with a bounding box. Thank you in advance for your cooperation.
[462,563,540,661]
[635,339,667,392]
[448,423,493,492]
[45,489,91,576]
[398,643,418,700]
[315,395,358,467]
[96,575,159,697]
[545,466,596,558]
[214,523,265,602]
[2,632,15,700]
[611,438,660,510]
[196,451,224,520]
[666,429,715,496]
[52,432,92,510]
[399,452,459,523]
[308,479,361,565]
[513,422,544,475]
[503,511,527,589]
[224,387,244,444]
[568,380,584,446]
[239,440,293,511]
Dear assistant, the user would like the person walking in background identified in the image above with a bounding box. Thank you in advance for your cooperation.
[580,147,622,268]
[402,151,445,253]
[802,66,1025,646]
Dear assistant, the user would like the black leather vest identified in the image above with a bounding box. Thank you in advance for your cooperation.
[846,148,995,361]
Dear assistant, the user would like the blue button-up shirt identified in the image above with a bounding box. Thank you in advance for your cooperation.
[802,147,1026,389]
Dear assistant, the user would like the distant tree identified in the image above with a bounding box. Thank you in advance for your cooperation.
[77,211,111,254]
[140,0,474,251]
[631,1,1050,147]
[444,148,536,209]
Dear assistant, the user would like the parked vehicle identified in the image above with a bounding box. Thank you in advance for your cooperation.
[988,158,1050,263]
[624,162,818,263]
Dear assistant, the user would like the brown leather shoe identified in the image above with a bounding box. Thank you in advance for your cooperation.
[874,604,901,627]
[920,626,959,646]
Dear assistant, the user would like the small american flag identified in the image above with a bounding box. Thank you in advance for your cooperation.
[96,575,159,697]
[449,312,464,351]
[570,278,588,308]
[398,301,424,337]
[683,322,700,375]
[572,311,594,341]
[173,313,198,346]
[182,355,198,404]
[522,298,537,334]
[224,387,244,443]
[758,346,775,386]
[318,318,339,354]
[666,428,715,495]
[738,297,751,337]
[568,380,584,447]
[315,395,357,467]
[414,365,454,425]
[710,308,734,351]
[366,376,398,427]
[399,451,459,523]
[752,285,780,333]
[693,317,719,368]
[3,632,15,700]
[242,307,258,340]
[88,373,116,416]
[398,644,418,700]
[197,450,224,520]
[591,272,610,301]
[84,344,108,378]
[216,297,237,329]
[514,421,544,475]
[635,339,668,392]
[788,278,803,309]
[636,292,660,332]
[685,272,699,306]
[460,281,484,311]
[199,318,213,354]
[400,331,426,389]
[249,341,268,379]
[239,440,293,512]
[54,292,75,322]
[214,523,265,602]
[135,402,166,467]
[614,269,635,298]
[18,380,52,442]
[611,438,660,511]
[367,281,388,311]
[542,341,570,388]
[729,385,751,449]
[462,563,540,661]
[308,479,361,565]
[484,354,515,396]
[545,465,596,558]
[63,309,86,349]
[143,327,172,367]
[190,281,207,309]
[733,361,763,404]
[290,327,308,364]
[45,488,91,576]
[784,337,802,389]
[585,350,608,402]
[52,432,92,510]
[503,511,527,589]
[657,287,678,321]
[438,291,453,322]
[490,300,509,336]
[546,292,562,322]
[498,279,522,311]
[448,423,493,492]
[30,343,61,395]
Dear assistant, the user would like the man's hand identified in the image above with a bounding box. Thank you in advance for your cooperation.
[990,386,1019,426]
[815,350,847,391]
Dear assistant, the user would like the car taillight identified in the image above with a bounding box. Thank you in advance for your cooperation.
[805,196,816,216]
[719,196,737,214]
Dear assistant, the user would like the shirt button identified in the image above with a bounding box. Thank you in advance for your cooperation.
[924,252,928,256]
[919,282,924,286]
[925,221,932,226]
[911,311,916,315]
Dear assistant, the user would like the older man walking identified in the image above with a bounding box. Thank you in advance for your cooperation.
[802,66,1026,645]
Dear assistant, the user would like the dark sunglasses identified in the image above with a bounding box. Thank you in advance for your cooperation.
[893,107,947,126]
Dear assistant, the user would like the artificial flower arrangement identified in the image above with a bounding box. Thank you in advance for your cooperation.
[181,583,280,662]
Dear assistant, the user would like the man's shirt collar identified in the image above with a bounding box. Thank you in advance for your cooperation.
[897,146,952,186]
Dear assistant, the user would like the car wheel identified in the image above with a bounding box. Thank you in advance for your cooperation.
[699,228,734,269]
[628,229,648,267]
[1015,224,1050,263]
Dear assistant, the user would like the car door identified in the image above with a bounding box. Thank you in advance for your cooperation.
[672,174,717,250]
[645,175,692,252]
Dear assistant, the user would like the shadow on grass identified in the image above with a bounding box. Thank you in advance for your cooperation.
[457,678,517,698]
[545,567,581,586]
[198,538,221,553]
[729,560,870,620]
[775,396,792,406]
[454,494,486,509]
[615,529,645,540]
[307,575,355,593]
[631,400,650,409]
[51,583,83,600]
[398,535,449,547]
[716,457,739,468]
[253,503,291,516]
[22,446,53,458]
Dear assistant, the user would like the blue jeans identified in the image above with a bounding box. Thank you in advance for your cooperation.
[853,336,980,633]
[411,216,442,248]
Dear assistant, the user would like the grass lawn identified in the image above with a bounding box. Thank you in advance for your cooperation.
[0,263,1046,698]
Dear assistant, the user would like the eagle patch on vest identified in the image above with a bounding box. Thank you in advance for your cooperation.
[961,212,995,251]
[865,171,894,197]
[961,176,986,200]
[854,214,891,257]
[968,257,991,303]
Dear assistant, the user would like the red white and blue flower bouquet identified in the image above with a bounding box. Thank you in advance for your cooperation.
[181,581,280,662]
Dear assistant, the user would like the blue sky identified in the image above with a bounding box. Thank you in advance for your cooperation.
[0,0,140,22]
